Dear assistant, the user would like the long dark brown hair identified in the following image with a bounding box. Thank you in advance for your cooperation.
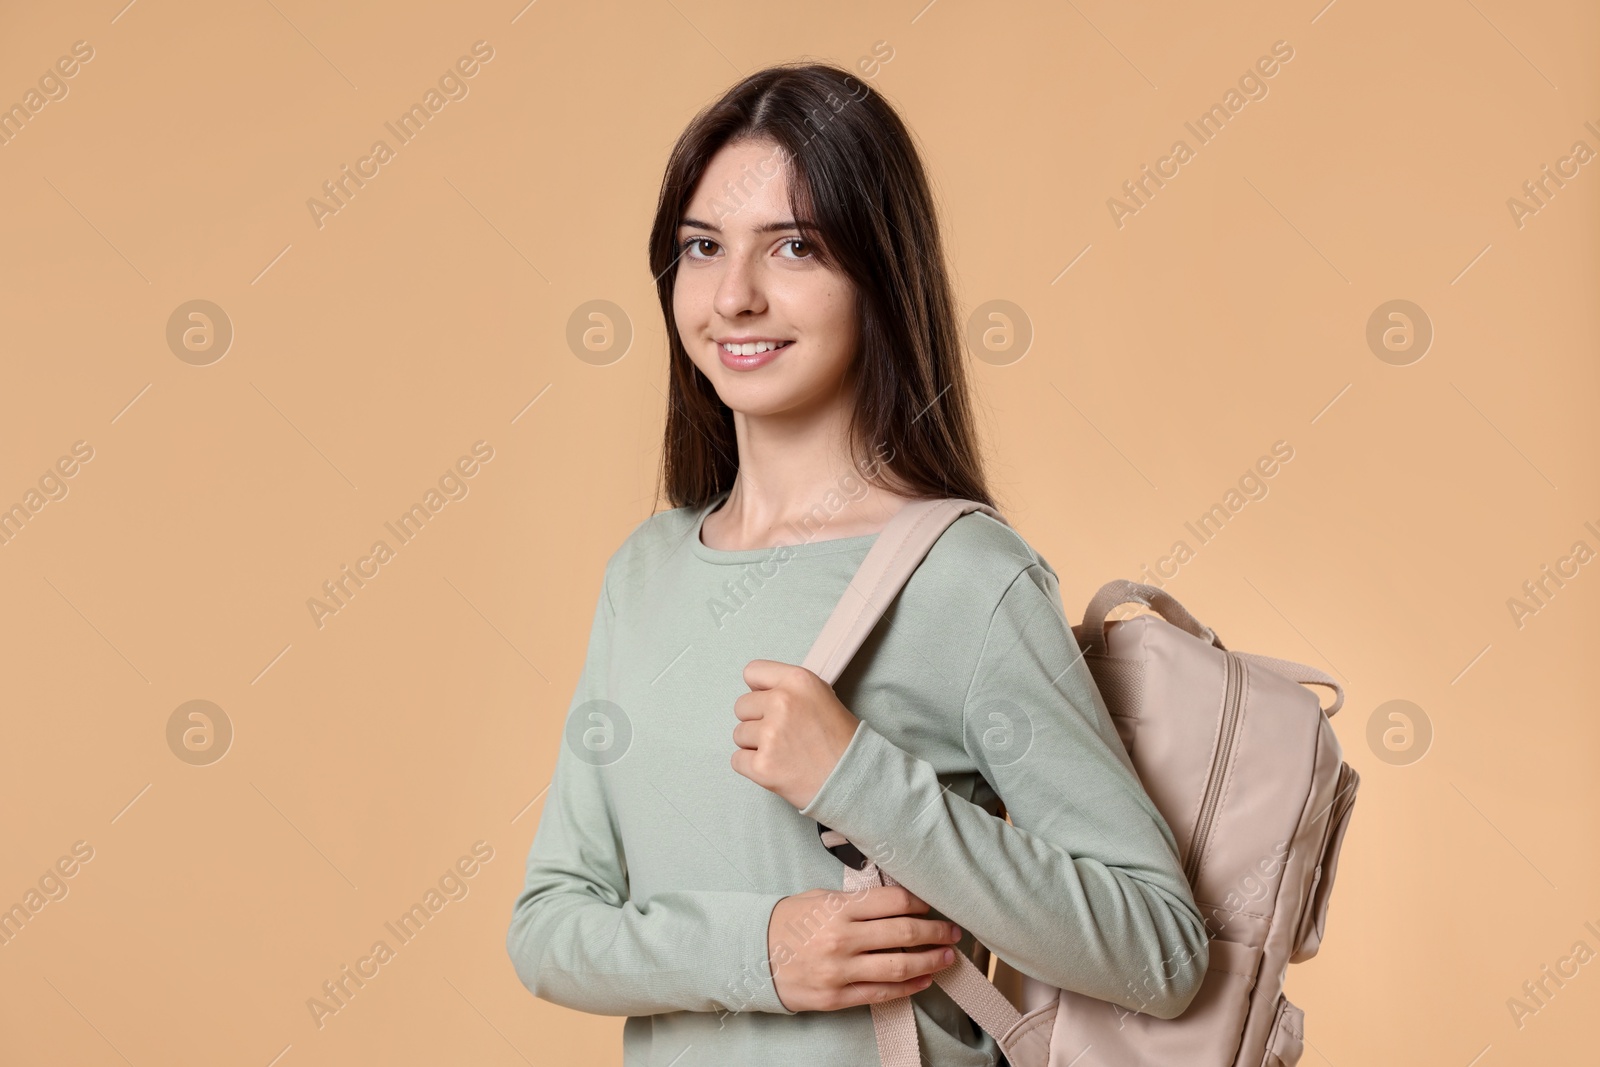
[647,61,996,513]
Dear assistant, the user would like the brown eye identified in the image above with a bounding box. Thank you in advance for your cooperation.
[781,239,813,259]
[683,237,718,259]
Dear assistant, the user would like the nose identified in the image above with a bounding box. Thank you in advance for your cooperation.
[712,245,768,321]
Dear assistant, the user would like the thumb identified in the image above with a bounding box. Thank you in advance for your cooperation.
[742,658,794,691]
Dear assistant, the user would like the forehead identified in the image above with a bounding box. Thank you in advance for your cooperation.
[681,139,796,230]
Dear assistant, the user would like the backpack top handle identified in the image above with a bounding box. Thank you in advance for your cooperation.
[1079,579,1347,717]
[1079,578,1225,652]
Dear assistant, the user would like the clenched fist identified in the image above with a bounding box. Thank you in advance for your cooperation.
[731,659,861,809]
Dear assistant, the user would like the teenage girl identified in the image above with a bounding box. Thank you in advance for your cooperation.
[507,61,1206,1066]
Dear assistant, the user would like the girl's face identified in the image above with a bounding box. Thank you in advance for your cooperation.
[673,139,859,420]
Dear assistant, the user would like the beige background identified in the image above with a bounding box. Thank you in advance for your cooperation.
[1,0,1596,1064]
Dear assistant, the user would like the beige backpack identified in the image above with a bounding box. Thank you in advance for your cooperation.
[804,499,1360,1067]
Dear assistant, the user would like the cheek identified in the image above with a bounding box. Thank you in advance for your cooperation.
[672,276,692,321]
[810,284,857,360]
[673,277,707,336]
[777,274,850,336]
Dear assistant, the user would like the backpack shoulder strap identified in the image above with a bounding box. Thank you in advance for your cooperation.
[800,497,1006,687]
[802,496,1033,1065]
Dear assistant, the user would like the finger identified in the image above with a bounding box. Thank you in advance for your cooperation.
[851,914,963,953]
[843,885,930,921]
[731,720,761,750]
[831,974,934,1010]
[847,946,956,987]
[732,691,764,722]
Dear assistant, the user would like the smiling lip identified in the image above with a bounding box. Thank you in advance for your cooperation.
[717,339,793,371]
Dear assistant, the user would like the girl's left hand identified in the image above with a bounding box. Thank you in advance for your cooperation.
[731,659,861,809]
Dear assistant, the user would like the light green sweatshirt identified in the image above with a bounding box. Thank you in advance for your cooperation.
[506,490,1208,1065]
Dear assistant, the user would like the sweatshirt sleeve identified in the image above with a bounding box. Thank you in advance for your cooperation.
[505,564,794,1018]
[798,561,1210,1019]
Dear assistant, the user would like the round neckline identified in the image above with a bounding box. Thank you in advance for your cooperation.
[689,490,882,565]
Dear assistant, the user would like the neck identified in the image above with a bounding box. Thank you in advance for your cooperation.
[715,384,904,546]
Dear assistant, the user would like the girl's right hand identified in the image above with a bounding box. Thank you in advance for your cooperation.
[766,885,964,1012]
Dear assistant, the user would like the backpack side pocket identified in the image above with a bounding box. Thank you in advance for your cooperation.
[1291,762,1359,963]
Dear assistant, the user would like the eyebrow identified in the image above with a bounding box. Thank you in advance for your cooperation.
[678,217,814,233]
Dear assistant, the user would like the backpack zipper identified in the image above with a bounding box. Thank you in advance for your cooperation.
[1184,650,1243,885]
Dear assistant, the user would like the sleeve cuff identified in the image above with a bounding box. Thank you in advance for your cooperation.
[725,891,795,1015]
[798,720,926,856]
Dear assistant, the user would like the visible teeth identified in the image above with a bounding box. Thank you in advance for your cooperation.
[722,340,790,355]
